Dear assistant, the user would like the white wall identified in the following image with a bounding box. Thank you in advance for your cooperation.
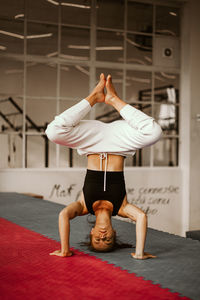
[0,167,182,235]
[180,0,200,232]
[188,0,200,230]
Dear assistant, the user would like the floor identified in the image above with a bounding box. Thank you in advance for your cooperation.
[0,192,200,300]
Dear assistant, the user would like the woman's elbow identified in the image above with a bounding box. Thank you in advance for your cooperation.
[138,211,148,225]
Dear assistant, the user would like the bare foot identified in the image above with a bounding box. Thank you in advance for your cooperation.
[85,73,106,106]
[105,74,119,106]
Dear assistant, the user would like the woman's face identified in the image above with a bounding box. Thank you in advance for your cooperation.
[90,225,116,251]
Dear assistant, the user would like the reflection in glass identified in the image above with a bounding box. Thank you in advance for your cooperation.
[126,34,152,65]
[97,0,124,29]
[0,19,24,54]
[154,104,179,135]
[26,135,45,168]
[0,0,181,170]
[26,63,57,98]
[127,1,153,33]
[59,147,87,168]
[27,22,58,56]
[0,0,24,20]
[0,58,24,96]
[26,134,57,168]
[156,6,180,37]
[126,71,152,103]
[60,66,89,99]
[125,146,150,167]
[26,99,56,133]
[61,27,90,61]
[0,97,23,134]
[72,149,87,168]
[59,145,70,168]
[48,142,57,168]
[62,0,90,26]
[125,99,152,167]
[153,72,179,134]
[154,73,179,103]
[27,0,58,23]
[154,138,178,166]
[0,133,22,168]
[96,31,123,63]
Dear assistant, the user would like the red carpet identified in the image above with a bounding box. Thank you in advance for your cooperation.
[0,218,190,300]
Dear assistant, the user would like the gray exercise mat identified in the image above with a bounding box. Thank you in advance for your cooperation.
[0,192,200,300]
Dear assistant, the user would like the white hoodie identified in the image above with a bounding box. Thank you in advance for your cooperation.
[45,98,162,157]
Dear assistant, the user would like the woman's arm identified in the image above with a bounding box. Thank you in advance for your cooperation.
[121,203,156,259]
[49,201,85,257]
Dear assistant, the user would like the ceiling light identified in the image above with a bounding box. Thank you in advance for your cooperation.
[14,14,24,19]
[128,77,150,84]
[68,45,90,49]
[46,51,58,57]
[46,0,59,5]
[155,75,165,82]
[61,2,90,9]
[59,53,88,61]
[169,12,177,17]
[96,46,123,51]
[75,65,89,76]
[144,56,152,63]
[126,38,152,51]
[118,57,146,64]
[0,45,7,51]
[27,62,38,67]
[67,45,123,51]
[0,30,23,39]
[46,0,91,8]
[5,69,23,75]
[61,66,70,72]
[26,33,53,39]
[0,30,53,39]
[156,30,176,36]
[160,72,176,80]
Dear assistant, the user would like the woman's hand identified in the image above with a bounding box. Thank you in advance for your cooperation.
[49,249,73,257]
[131,252,156,260]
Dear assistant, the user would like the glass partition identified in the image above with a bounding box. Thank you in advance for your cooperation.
[0,0,181,168]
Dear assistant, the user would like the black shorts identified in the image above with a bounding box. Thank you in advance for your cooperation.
[83,169,126,216]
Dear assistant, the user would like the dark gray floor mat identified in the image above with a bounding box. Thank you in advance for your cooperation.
[0,192,200,300]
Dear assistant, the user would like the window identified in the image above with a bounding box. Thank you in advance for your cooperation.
[0,0,181,168]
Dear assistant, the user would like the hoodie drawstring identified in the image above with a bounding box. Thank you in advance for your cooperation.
[99,153,107,192]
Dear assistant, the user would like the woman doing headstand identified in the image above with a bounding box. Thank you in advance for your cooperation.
[45,74,162,259]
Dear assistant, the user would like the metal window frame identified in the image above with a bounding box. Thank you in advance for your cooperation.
[0,0,182,169]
